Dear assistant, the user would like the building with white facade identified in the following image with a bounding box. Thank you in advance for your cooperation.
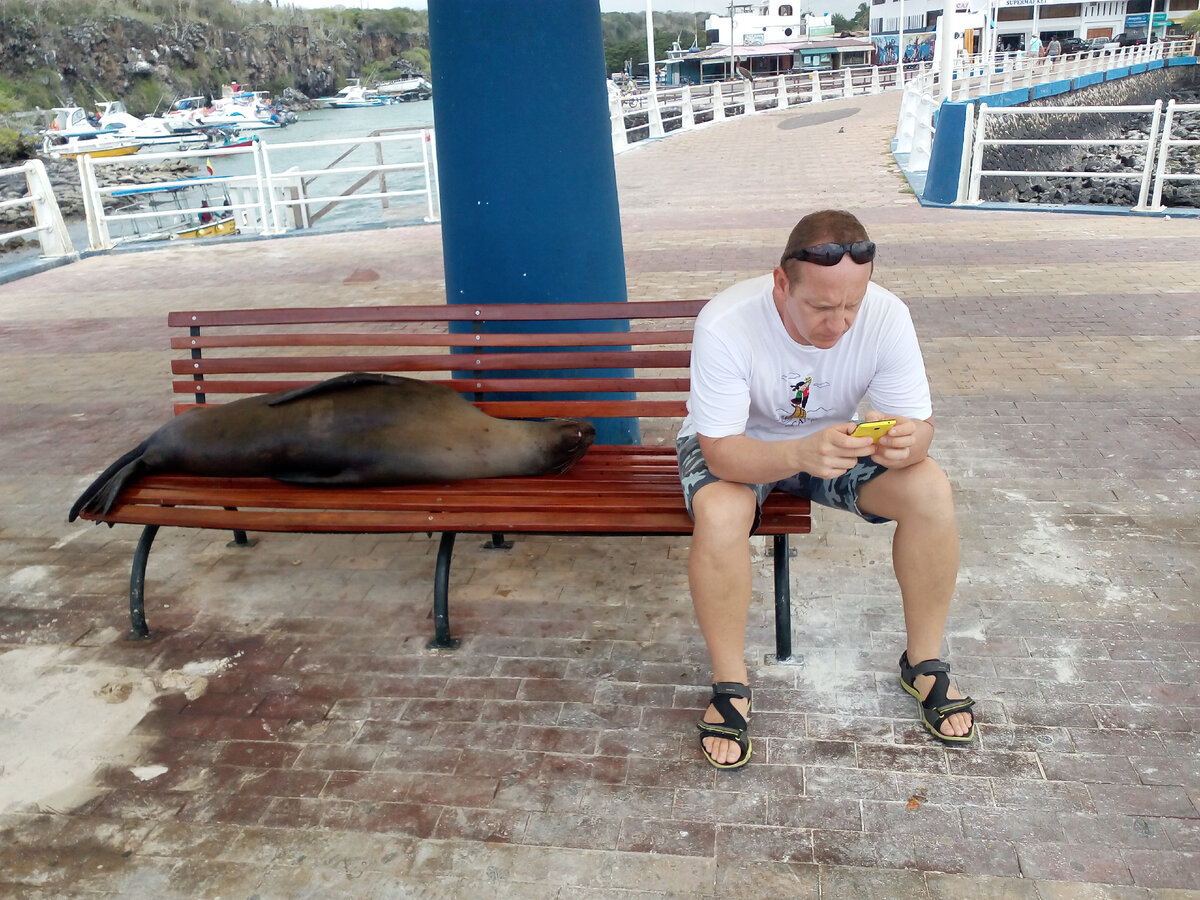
[869,0,1197,57]
[662,2,874,82]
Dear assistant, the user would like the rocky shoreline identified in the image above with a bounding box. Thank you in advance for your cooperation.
[981,86,1200,209]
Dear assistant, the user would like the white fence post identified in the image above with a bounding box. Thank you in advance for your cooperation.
[608,84,629,152]
[648,90,666,137]
[777,75,789,109]
[744,78,757,115]
[712,82,725,121]
[23,160,73,258]
[907,95,937,172]
[77,154,112,252]
[810,71,822,104]
[1150,99,1177,210]
[681,85,696,129]
[1134,100,1164,211]
[871,66,881,94]
[966,102,989,204]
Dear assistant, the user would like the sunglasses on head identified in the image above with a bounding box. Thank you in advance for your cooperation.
[786,241,876,266]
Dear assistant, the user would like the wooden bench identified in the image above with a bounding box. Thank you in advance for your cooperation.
[77,300,811,659]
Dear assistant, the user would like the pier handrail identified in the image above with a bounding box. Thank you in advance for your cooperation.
[72,128,440,251]
[0,159,74,259]
[964,100,1168,210]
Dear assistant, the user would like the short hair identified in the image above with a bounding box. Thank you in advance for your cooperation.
[779,210,872,279]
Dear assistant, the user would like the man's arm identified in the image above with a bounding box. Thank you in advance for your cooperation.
[700,413,936,483]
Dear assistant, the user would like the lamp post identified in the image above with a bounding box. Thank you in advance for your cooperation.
[899,0,906,86]
[729,1,736,80]
[646,0,658,103]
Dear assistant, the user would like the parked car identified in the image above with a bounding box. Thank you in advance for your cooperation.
[1088,36,1120,53]
[1060,37,1090,54]
[1115,30,1148,46]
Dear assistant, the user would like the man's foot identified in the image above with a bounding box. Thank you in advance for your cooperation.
[697,682,752,768]
[899,652,975,743]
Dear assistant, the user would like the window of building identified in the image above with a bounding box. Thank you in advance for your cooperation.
[1171,0,1198,11]
[779,4,793,14]
[997,5,1033,19]
[926,8,943,27]
[1040,2,1082,17]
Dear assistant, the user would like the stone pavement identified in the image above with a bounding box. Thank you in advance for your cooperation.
[1,90,1198,898]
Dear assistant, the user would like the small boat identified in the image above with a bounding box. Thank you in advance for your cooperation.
[174,215,237,239]
[108,175,240,244]
[319,79,389,109]
[198,85,295,129]
[375,75,433,101]
[41,109,144,158]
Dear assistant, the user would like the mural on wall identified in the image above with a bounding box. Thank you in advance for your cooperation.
[872,31,937,66]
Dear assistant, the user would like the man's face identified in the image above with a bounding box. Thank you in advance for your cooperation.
[771,257,872,349]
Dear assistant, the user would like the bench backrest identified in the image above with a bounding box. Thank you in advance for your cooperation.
[168,300,707,443]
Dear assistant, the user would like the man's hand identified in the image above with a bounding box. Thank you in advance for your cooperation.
[863,410,924,469]
[801,423,877,479]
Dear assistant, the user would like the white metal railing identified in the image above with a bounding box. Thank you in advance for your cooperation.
[76,128,440,251]
[1151,99,1200,209]
[965,100,1167,209]
[608,61,934,152]
[0,159,74,258]
[897,37,1198,177]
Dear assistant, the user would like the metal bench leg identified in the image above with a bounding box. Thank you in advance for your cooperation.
[128,523,159,640]
[227,529,257,548]
[773,534,793,662]
[428,531,461,649]
[482,532,513,550]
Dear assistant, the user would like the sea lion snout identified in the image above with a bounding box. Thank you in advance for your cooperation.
[546,419,595,474]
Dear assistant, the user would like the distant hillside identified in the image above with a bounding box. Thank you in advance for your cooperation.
[0,0,430,117]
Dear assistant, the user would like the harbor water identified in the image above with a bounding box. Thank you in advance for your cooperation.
[6,98,436,267]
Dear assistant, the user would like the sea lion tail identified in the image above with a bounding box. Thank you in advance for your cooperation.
[68,442,150,523]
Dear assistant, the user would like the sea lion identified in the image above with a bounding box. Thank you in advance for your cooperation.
[69,372,596,521]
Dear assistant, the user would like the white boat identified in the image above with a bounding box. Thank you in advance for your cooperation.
[375,75,432,101]
[320,79,389,109]
[94,100,210,150]
[189,85,294,130]
[41,107,143,158]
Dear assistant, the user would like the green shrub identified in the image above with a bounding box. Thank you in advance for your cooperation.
[0,126,38,163]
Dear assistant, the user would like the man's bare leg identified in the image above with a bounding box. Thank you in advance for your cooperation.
[689,480,758,764]
[858,457,973,737]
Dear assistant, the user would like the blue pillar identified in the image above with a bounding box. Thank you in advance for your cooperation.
[428,0,638,444]
[921,100,970,205]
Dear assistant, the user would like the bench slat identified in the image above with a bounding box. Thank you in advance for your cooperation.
[172,377,692,397]
[172,349,692,376]
[171,330,696,350]
[168,299,708,328]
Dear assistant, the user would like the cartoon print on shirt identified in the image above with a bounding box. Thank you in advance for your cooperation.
[777,374,831,426]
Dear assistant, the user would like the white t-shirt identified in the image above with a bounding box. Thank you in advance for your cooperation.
[679,274,932,441]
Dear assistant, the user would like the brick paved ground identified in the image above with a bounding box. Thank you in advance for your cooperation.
[1,91,1198,898]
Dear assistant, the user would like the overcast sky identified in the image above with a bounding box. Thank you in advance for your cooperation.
[280,1,863,18]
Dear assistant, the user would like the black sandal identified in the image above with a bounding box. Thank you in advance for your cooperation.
[899,652,976,744]
[697,682,752,769]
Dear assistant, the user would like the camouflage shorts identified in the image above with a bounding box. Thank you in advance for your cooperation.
[676,432,891,532]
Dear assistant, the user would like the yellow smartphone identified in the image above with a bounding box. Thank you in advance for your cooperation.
[852,419,897,442]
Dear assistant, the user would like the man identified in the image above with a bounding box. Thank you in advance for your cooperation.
[1029,33,1044,63]
[678,210,975,769]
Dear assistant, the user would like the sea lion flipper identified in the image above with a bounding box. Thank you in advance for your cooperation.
[69,443,149,522]
[267,373,403,407]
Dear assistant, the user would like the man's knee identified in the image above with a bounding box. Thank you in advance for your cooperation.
[692,480,758,538]
[860,457,956,522]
